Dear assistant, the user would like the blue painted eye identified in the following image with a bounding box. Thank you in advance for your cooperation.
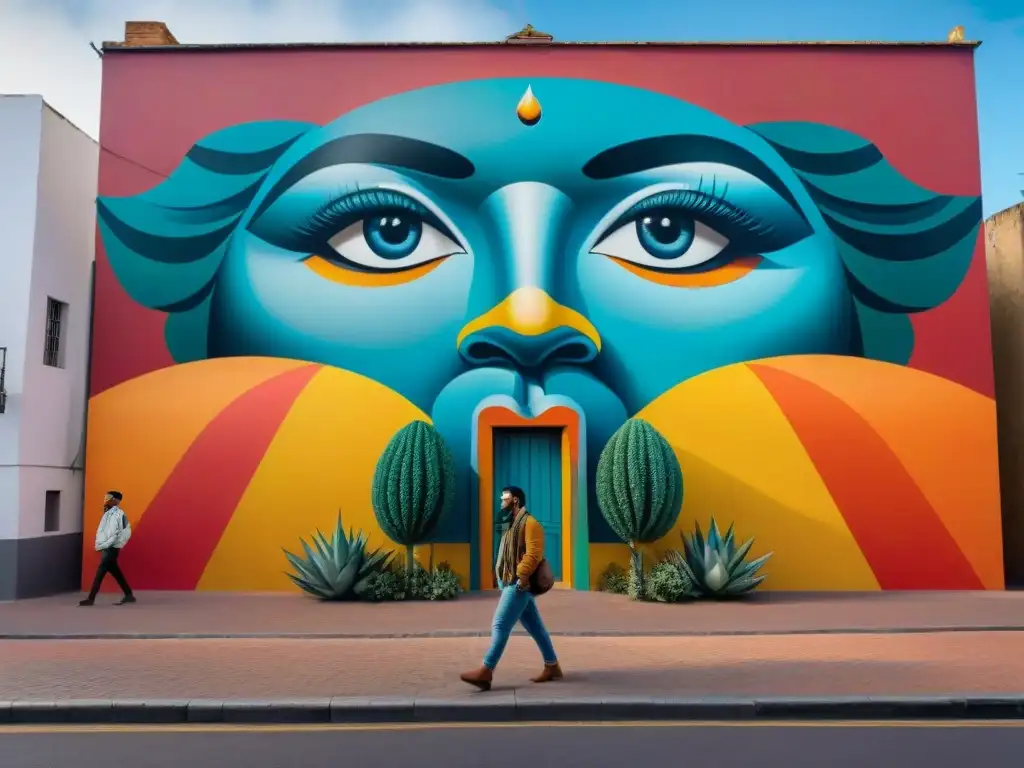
[363,210,423,260]
[326,204,463,272]
[635,209,696,260]
[592,206,730,271]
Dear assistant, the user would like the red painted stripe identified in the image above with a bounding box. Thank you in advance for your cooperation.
[115,364,320,591]
[748,363,982,590]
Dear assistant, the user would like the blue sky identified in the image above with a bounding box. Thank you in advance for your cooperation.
[491,0,1022,217]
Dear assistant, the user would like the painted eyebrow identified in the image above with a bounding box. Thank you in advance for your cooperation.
[582,134,805,217]
[251,133,476,218]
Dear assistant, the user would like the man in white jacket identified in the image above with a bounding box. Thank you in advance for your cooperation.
[79,490,136,606]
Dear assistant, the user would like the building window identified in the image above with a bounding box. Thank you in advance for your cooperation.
[44,490,61,532]
[43,298,68,368]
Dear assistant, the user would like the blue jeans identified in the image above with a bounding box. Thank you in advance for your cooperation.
[483,584,558,670]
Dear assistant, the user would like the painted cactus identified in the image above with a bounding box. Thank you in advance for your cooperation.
[371,420,456,571]
[595,418,683,595]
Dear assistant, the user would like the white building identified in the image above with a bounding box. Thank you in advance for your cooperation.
[0,95,98,600]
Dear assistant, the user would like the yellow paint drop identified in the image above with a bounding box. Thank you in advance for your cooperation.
[517,85,541,126]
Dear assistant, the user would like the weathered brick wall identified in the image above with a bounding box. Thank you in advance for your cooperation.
[123,21,178,47]
[986,203,1024,585]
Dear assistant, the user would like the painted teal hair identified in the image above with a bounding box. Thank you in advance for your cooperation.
[747,122,982,364]
[97,120,315,362]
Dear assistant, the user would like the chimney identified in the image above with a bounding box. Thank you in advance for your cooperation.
[123,21,179,47]
[504,24,554,44]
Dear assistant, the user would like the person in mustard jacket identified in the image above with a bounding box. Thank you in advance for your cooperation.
[460,485,562,690]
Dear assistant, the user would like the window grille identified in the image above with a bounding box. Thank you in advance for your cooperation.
[0,346,6,414]
[43,298,67,368]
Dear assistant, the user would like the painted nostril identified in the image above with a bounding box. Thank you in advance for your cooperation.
[554,342,595,363]
[460,328,598,369]
[463,340,511,366]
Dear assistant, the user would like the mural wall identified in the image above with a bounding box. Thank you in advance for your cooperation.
[85,46,1003,592]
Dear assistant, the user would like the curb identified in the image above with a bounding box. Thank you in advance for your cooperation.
[4,625,1024,641]
[2,695,1024,725]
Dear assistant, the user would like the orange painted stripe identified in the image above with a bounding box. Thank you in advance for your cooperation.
[749,363,983,590]
[115,364,321,591]
[609,256,761,287]
[305,255,446,286]
[751,355,1003,589]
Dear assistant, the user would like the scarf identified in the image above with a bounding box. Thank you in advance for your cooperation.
[496,509,529,585]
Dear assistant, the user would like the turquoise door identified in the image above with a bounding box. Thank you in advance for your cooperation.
[492,428,563,581]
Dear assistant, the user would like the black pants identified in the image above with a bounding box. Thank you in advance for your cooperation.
[88,548,133,600]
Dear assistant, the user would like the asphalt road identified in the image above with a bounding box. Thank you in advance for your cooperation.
[3,721,1024,767]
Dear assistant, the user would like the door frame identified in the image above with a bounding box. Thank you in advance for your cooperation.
[475,406,581,590]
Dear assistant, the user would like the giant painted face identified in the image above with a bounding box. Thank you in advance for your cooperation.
[99,77,979,533]
[220,79,853,417]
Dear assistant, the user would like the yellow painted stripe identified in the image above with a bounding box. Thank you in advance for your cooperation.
[6,720,1024,735]
[198,367,428,591]
[636,363,879,590]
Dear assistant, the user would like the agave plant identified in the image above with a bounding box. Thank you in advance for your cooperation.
[670,517,773,597]
[284,513,393,600]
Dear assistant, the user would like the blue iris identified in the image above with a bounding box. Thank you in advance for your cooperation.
[362,209,422,259]
[635,208,696,260]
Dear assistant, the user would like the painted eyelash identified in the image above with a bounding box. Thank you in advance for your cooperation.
[619,178,775,240]
[295,189,436,240]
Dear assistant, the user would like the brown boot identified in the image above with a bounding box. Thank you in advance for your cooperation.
[460,666,493,691]
[531,663,563,683]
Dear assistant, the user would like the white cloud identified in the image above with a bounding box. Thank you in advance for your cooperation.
[0,0,513,138]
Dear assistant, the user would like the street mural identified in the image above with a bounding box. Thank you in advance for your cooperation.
[84,77,1003,592]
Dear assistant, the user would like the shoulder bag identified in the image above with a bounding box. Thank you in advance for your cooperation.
[523,514,555,596]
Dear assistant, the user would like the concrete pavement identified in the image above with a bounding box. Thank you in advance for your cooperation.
[5,632,1023,700]
[5,722,1024,768]
[4,590,1024,638]
[3,591,1024,725]
[3,631,1024,723]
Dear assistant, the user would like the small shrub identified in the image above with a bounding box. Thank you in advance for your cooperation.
[425,562,461,601]
[406,563,433,599]
[363,569,408,602]
[644,560,699,603]
[362,562,462,602]
[597,563,629,595]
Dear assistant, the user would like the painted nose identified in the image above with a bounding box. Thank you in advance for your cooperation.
[457,287,601,369]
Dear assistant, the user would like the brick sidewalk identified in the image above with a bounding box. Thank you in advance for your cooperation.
[1,632,1021,701]
[4,590,1024,637]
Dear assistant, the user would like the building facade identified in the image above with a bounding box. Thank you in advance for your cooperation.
[0,95,98,600]
[84,24,1004,594]
[986,203,1024,587]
